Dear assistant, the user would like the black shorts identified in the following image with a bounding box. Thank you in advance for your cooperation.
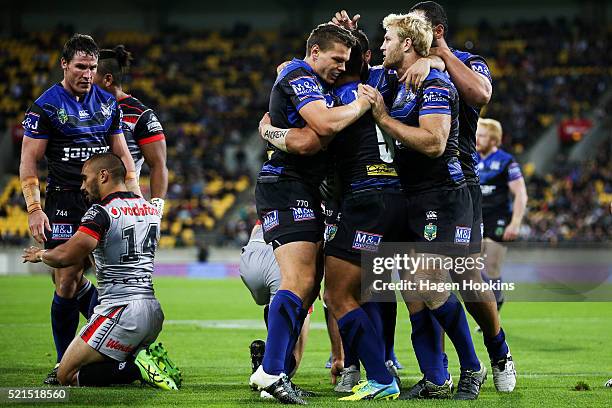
[325,189,407,264]
[483,211,511,242]
[404,186,474,257]
[467,184,483,254]
[255,177,324,247]
[43,190,89,249]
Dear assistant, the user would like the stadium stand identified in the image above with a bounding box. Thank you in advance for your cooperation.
[1,19,610,246]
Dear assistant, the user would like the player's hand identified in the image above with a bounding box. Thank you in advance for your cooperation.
[27,209,50,244]
[330,359,344,385]
[331,10,360,30]
[502,222,520,241]
[359,85,386,120]
[400,57,431,91]
[258,112,271,139]
[22,246,44,263]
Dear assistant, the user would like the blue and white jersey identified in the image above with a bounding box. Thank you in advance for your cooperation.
[390,69,463,194]
[478,148,523,215]
[22,83,123,189]
[259,59,332,185]
[451,48,493,186]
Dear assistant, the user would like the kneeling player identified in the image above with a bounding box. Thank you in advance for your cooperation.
[240,221,313,397]
[477,118,527,312]
[23,153,180,390]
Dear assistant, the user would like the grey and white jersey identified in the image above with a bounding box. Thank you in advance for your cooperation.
[79,191,161,304]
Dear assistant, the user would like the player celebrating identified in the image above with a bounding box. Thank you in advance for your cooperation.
[240,220,313,399]
[406,1,517,393]
[19,34,139,384]
[95,45,168,215]
[260,30,404,400]
[360,12,486,400]
[22,153,180,390]
[249,23,372,404]
[477,118,527,311]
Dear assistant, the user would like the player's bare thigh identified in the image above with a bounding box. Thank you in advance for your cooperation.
[324,255,362,319]
[273,240,321,300]
[57,337,106,386]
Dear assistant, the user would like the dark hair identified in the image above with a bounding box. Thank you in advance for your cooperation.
[344,38,363,77]
[98,45,133,86]
[410,1,449,37]
[86,153,126,182]
[61,33,99,63]
[306,23,356,56]
[353,29,369,54]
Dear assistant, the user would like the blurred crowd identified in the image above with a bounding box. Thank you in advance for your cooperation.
[1,18,610,246]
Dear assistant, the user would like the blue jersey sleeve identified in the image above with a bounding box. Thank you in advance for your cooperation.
[506,159,523,182]
[419,84,452,116]
[281,68,326,112]
[22,103,52,139]
[109,103,123,136]
[467,57,492,83]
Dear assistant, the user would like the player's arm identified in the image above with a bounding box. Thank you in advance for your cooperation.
[430,45,492,108]
[20,106,51,243]
[109,132,141,196]
[259,112,328,155]
[22,231,97,268]
[361,84,450,158]
[141,140,168,198]
[399,55,446,90]
[503,168,528,241]
[299,97,370,137]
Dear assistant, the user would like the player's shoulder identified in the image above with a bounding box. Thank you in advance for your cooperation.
[82,203,110,222]
[33,83,65,107]
[276,58,318,83]
[451,48,487,64]
[119,95,148,110]
[89,84,118,105]
[423,69,456,92]
[494,148,516,163]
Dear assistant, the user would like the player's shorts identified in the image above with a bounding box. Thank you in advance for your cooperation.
[240,241,281,305]
[322,198,341,244]
[79,298,164,361]
[255,177,324,247]
[43,190,89,249]
[404,186,474,257]
[483,211,511,243]
[325,188,407,264]
[467,184,483,254]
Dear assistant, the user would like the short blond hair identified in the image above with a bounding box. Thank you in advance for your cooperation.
[478,118,503,144]
[382,12,433,57]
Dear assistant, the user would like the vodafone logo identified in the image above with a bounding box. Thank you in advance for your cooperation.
[109,207,121,219]
[119,204,159,217]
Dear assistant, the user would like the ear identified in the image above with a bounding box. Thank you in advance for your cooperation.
[60,58,68,70]
[311,44,320,60]
[403,37,412,53]
[434,25,445,40]
[104,73,114,88]
[99,169,109,183]
[363,49,372,65]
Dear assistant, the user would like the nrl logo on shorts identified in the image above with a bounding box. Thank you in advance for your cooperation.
[57,108,68,124]
[424,223,437,241]
[324,223,338,242]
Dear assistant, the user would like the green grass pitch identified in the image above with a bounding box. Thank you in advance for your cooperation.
[1,275,611,407]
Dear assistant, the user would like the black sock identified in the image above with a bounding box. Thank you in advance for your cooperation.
[51,293,79,363]
[76,281,98,319]
[77,361,141,386]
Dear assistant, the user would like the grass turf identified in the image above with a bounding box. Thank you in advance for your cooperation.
[0,275,611,407]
